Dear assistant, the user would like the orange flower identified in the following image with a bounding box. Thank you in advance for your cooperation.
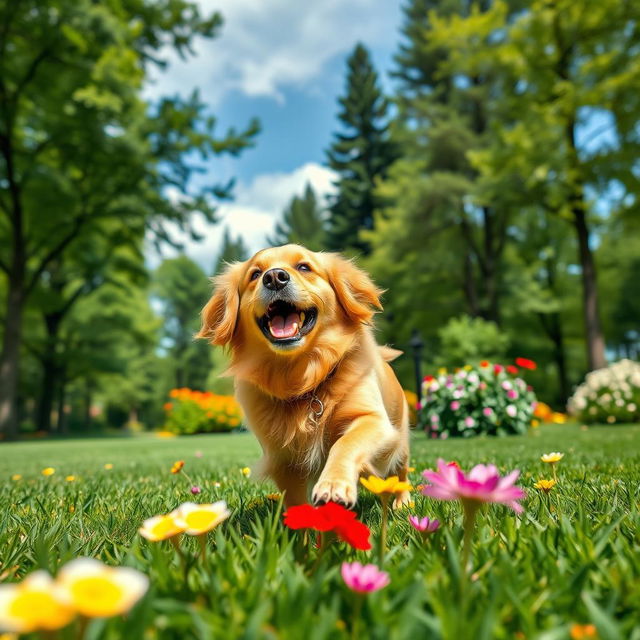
[171,461,185,474]
[479,360,490,367]
[570,623,597,639]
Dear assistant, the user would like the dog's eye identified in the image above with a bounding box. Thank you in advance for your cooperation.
[296,263,312,273]
[250,270,262,281]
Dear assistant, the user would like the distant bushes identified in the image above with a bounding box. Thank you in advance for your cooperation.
[163,389,243,435]
[418,360,538,438]
[568,359,640,424]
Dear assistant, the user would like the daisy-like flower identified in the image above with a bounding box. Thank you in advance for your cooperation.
[65,476,76,482]
[56,558,148,618]
[171,460,185,474]
[41,467,55,476]
[408,515,440,534]
[541,452,564,464]
[173,501,231,536]
[533,479,556,493]
[240,467,251,477]
[0,571,74,633]
[138,512,184,541]
[103,464,113,470]
[341,562,389,593]
[422,459,525,514]
[11,474,21,481]
[359,475,412,496]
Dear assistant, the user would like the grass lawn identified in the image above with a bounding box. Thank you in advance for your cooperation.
[1,423,639,639]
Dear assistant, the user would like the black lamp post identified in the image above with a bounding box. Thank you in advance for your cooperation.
[408,329,424,409]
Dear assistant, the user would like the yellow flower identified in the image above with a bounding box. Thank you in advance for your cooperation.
[171,460,185,474]
[570,623,597,639]
[360,475,413,496]
[11,475,21,481]
[173,501,231,535]
[540,452,564,464]
[437,367,447,375]
[551,412,567,424]
[138,512,184,541]
[65,476,76,483]
[531,419,540,428]
[56,558,148,618]
[103,464,113,470]
[407,467,415,473]
[41,468,55,477]
[463,364,473,371]
[240,467,251,478]
[0,571,74,633]
[533,479,556,493]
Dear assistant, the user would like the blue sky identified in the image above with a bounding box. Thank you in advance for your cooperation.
[145,0,404,272]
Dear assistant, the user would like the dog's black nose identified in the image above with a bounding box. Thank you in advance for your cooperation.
[263,268,290,291]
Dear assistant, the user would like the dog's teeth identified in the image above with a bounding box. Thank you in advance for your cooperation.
[300,312,305,324]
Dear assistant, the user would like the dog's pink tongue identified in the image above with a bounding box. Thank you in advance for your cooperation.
[269,313,300,339]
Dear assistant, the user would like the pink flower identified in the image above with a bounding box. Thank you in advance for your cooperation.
[479,382,487,390]
[482,407,493,417]
[190,485,201,495]
[408,515,440,533]
[341,562,390,593]
[464,417,475,428]
[507,389,518,399]
[506,404,517,417]
[421,458,526,513]
[450,401,460,411]
[431,414,439,423]
[501,380,512,391]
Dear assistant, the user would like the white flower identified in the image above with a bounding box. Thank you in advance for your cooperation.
[506,405,517,417]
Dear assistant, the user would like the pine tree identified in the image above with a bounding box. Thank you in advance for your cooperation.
[212,228,249,275]
[267,184,325,250]
[326,44,396,255]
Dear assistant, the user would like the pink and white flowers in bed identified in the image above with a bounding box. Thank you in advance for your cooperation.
[422,458,526,514]
[341,562,389,593]
[419,361,538,438]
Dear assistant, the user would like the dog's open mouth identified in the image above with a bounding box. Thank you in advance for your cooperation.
[257,300,317,345]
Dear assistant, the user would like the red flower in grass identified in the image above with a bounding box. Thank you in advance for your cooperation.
[493,364,503,374]
[515,357,537,370]
[506,365,519,375]
[480,360,490,368]
[283,502,371,550]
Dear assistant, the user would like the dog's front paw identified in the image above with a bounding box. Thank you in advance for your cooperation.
[392,490,412,510]
[312,477,357,508]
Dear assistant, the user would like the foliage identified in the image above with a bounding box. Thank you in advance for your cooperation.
[268,184,326,251]
[419,361,537,438]
[568,359,640,425]
[163,388,243,434]
[212,228,249,276]
[326,43,396,255]
[1,425,639,637]
[436,315,509,368]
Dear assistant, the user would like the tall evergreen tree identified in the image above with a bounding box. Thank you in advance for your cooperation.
[212,228,249,276]
[267,184,325,250]
[326,44,396,255]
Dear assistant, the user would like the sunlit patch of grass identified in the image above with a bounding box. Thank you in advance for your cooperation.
[1,425,639,638]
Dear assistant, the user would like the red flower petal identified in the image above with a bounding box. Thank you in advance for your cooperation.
[335,520,372,550]
[514,357,537,370]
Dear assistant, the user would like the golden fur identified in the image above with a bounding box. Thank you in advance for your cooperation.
[197,245,410,508]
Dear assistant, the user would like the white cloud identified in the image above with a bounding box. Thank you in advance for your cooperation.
[147,162,337,273]
[145,0,399,104]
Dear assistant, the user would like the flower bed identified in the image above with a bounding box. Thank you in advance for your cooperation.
[568,359,640,424]
[163,388,243,435]
[418,361,538,438]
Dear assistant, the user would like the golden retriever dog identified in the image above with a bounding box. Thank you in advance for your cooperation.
[197,244,410,509]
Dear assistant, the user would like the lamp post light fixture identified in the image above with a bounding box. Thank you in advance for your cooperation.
[409,329,424,411]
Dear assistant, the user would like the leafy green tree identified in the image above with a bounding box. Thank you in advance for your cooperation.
[0,0,258,436]
[153,256,211,390]
[428,0,640,370]
[212,227,249,276]
[267,184,326,250]
[326,43,396,255]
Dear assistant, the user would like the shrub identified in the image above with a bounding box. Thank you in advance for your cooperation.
[163,388,243,435]
[437,315,509,368]
[567,359,640,424]
[418,361,538,438]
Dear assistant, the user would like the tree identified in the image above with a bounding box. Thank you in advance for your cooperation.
[0,0,259,436]
[153,256,211,390]
[267,184,326,250]
[428,0,640,370]
[326,43,396,255]
[212,227,249,276]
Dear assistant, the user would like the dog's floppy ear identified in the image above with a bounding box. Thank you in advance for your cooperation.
[326,254,384,324]
[196,262,245,345]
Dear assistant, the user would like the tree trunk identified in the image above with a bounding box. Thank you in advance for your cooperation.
[0,277,24,438]
[36,313,64,432]
[548,313,569,405]
[84,380,93,430]
[55,366,68,434]
[573,209,607,371]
